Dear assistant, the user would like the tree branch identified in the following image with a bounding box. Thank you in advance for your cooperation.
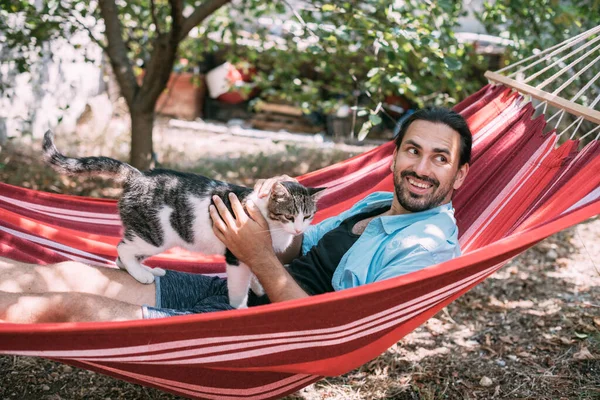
[179,0,232,41]
[136,0,184,110]
[150,0,162,36]
[97,0,138,105]
[169,0,185,39]
[279,0,320,40]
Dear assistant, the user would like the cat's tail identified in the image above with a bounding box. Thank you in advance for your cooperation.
[42,130,142,183]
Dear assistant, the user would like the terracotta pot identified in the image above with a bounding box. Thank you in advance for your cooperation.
[155,72,206,120]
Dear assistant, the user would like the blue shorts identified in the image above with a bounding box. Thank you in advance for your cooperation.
[142,270,269,318]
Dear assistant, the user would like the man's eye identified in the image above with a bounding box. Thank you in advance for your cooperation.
[407,148,418,155]
[436,155,448,163]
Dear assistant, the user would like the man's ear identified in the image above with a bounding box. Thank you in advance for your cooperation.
[453,163,470,190]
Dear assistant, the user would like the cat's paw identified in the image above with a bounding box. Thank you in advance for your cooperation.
[129,269,156,284]
[151,267,166,276]
[229,298,248,309]
[140,265,166,277]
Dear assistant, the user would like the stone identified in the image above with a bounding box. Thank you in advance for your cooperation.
[546,249,558,260]
[479,376,493,387]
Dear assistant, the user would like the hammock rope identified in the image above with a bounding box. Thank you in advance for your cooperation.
[0,28,599,400]
[500,25,600,76]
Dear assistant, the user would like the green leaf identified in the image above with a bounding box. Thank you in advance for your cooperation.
[369,114,382,125]
[367,67,380,78]
[357,110,369,117]
[444,57,462,71]
[574,332,588,339]
[357,121,372,141]
[322,4,336,12]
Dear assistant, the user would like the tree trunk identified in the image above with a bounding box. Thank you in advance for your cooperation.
[129,108,155,170]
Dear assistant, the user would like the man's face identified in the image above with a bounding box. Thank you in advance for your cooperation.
[391,120,469,213]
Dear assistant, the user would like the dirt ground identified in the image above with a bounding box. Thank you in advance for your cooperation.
[0,117,598,399]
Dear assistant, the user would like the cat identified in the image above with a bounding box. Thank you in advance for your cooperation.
[42,131,325,309]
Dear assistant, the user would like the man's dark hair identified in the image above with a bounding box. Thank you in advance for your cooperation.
[393,107,472,166]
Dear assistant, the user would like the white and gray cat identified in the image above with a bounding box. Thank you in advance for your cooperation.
[42,131,325,308]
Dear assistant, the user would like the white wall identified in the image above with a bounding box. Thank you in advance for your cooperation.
[0,30,104,141]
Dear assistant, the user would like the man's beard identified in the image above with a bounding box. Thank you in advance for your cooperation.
[394,170,455,212]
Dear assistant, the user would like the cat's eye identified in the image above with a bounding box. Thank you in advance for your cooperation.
[284,214,295,221]
[304,215,313,220]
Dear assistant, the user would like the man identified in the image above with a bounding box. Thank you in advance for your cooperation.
[0,107,470,323]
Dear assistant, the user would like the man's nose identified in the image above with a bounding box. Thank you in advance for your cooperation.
[413,157,431,177]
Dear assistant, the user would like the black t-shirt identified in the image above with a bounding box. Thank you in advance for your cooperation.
[248,205,389,306]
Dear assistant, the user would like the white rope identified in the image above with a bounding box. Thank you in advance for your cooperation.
[559,91,600,138]
[494,25,600,141]
[521,36,600,85]
[570,69,600,102]
[578,124,600,141]
[559,116,583,138]
[553,66,600,138]
[537,43,600,90]
[497,25,600,74]
[546,109,564,124]
[568,118,585,139]
[554,110,566,131]
[514,25,600,76]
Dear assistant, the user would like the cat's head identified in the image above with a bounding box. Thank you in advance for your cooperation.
[266,181,326,235]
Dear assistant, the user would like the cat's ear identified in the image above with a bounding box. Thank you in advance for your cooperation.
[271,182,290,197]
[308,187,327,202]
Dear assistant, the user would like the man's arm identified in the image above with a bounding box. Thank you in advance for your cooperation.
[244,251,309,302]
[209,193,309,302]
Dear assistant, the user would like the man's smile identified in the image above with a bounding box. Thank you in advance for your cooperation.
[404,176,432,195]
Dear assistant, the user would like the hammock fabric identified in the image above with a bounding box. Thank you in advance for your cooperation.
[0,84,599,400]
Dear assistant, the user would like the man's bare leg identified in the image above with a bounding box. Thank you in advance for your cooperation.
[0,290,143,323]
[0,257,155,307]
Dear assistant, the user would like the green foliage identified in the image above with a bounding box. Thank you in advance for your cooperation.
[0,1,216,88]
[477,0,600,64]
[2,0,597,134]
[182,0,484,118]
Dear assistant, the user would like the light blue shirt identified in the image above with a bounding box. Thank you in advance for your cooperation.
[301,192,461,291]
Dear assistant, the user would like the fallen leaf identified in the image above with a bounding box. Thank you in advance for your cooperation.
[499,336,513,344]
[485,334,492,347]
[560,337,573,345]
[493,385,501,397]
[573,347,595,360]
[594,317,600,327]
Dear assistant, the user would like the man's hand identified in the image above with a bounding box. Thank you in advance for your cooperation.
[209,193,275,267]
[209,193,309,303]
[254,175,297,198]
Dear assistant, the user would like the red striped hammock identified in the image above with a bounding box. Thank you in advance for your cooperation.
[0,84,599,400]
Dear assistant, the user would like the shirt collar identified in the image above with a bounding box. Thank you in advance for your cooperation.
[379,202,455,235]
